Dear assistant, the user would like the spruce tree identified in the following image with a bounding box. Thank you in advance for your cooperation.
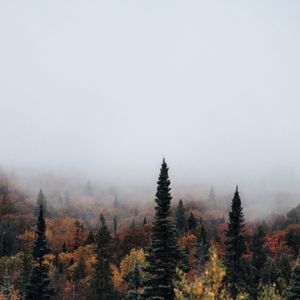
[224,186,246,296]
[143,159,179,300]
[91,214,115,299]
[176,199,186,233]
[26,204,54,300]
[251,225,268,287]
[286,265,300,300]
[196,224,209,272]
[84,231,95,245]
[188,212,197,230]
[35,189,48,216]
[1,267,13,300]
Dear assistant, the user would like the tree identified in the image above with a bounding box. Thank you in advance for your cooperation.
[1,267,13,300]
[176,199,186,233]
[35,189,48,216]
[143,159,179,300]
[84,231,95,245]
[26,204,54,299]
[251,225,268,291]
[187,212,197,230]
[90,214,115,299]
[196,224,209,272]
[113,216,118,237]
[286,265,300,300]
[62,241,67,253]
[73,228,80,251]
[224,186,246,297]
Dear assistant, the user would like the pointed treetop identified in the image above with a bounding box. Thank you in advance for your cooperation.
[235,185,239,193]
[100,213,106,227]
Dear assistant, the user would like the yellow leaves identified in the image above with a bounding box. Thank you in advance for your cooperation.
[257,284,283,300]
[174,246,234,300]
[120,248,145,278]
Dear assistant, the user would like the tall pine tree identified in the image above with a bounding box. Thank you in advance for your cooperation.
[26,204,54,300]
[196,224,209,272]
[90,214,115,299]
[176,199,187,233]
[224,186,246,297]
[143,159,179,300]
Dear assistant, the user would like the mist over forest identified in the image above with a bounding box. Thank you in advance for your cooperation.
[1,1,300,299]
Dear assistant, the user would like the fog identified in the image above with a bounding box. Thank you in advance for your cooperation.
[0,1,300,212]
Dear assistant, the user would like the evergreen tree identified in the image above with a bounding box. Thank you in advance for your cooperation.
[176,199,186,233]
[188,212,197,230]
[224,186,246,297]
[1,267,13,300]
[251,225,268,284]
[73,255,85,285]
[35,189,48,216]
[84,231,95,245]
[62,241,67,253]
[26,204,54,299]
[196,224,209,272]
[286,265,300,300]
[143,159,179,300]
[113,215,118,237]
[18,249,32,298]
[90,214,115,299]
[143,217,147,226]
[73,228,80,250]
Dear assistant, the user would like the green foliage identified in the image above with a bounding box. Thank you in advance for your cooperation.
[187,212,197,231]
[224,186,246,297]
[196,224,209,272]
[90,214,115,300]
[26,204,54,300]
[144,159,180,300]
[176,199,187,233]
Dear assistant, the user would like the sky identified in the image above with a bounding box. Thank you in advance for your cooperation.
[0,1,300,194]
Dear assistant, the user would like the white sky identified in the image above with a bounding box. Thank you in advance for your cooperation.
[0,1,299,190]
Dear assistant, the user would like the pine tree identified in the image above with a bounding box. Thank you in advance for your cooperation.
[143,159,179,300]
[73,228,80,250]
[113,215,118,237]
[224,186,246,297]
[62,241,67,253]
[26,204,54,299]
[90,214,115,299]
[18,249,32,297]
[188,212,197,230]
[286,265,300,300]
[143,217,147,226]
[1,266,13,300]
[84,231,95,245]
[196,224,209,272]
[73,255,85,287]
[35,189,48,216]
[251,225,268,286]
[176,199,186,233]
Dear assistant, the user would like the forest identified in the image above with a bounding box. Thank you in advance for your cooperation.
[0,159,299,300]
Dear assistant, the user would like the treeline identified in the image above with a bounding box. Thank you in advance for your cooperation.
[0,160,300,299]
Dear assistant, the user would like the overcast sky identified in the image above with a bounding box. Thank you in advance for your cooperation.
[0,1,300,190]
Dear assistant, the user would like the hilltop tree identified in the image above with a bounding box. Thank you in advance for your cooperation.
[286,265,300,300]
[143,159,179,300]
[224,186,246,297]
[196,224,209,272]
[26,204,54,300]
[90,214,115,299]
[176,199,187,233]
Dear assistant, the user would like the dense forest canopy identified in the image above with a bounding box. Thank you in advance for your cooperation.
[0,160,299,299]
